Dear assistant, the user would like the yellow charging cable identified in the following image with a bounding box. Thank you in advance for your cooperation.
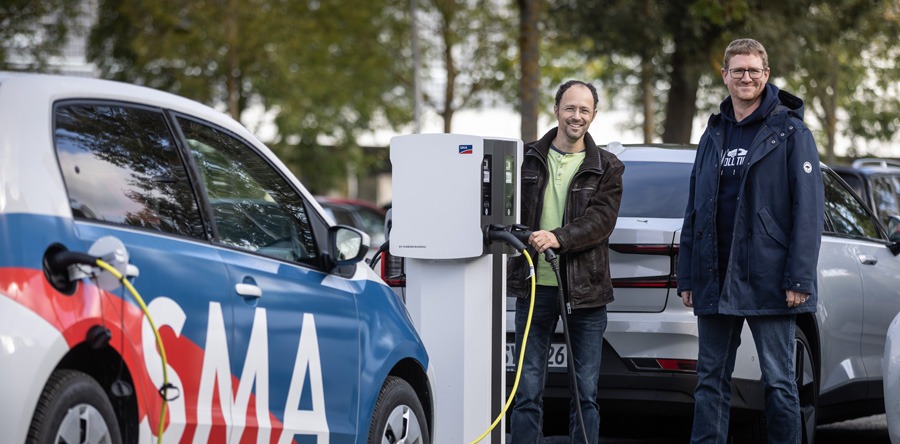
[95,259,172,444]
[469,249,536,444]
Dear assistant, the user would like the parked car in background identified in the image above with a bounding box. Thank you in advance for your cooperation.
[317,197,388,254]
[885,311,900,444]
[831,158,900,230]
[0,72,432,444]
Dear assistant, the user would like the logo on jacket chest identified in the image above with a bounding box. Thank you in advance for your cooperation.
[722,148,747,167]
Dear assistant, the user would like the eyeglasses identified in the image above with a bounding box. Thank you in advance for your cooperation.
[728,68,766,79]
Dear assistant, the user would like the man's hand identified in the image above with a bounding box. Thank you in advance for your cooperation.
[786,290,810,308]
[528,230,560,253]
[681,291,692,307]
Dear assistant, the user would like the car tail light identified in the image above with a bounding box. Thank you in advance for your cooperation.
[380,251,406,287]
[656,359,697,372]
[629,358,697,372]
[609,243,678,289]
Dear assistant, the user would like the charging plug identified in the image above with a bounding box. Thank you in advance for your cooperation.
[509,224,558,263]
[484,224,528,252]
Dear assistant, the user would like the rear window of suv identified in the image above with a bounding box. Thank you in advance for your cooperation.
[618,161,692,218]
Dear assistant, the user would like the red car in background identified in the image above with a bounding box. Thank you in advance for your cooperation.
[316,197,388,253]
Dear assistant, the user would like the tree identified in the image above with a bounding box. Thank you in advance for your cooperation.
[548,0,808,143]
[518,0,541,142]
[770,0,900,162]
[0,0,82,71]
[415,0,517,133]
[88,0,413,194]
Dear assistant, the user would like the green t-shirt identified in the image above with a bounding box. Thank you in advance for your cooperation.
[537,145,585,286]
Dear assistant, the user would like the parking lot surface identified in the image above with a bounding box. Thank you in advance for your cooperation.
[531,413,890,443]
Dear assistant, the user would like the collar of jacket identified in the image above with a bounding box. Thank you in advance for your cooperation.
[524,127,606,175]
[707,87,805,133]
[705,104,803,170]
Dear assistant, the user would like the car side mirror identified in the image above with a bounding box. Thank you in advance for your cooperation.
[329,225,370,268]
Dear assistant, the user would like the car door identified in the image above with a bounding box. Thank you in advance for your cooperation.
[54,101,235,442]
[176,116,361,444]
[822,171,900,386]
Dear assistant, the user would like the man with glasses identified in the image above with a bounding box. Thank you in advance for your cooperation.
[677,38,825,443]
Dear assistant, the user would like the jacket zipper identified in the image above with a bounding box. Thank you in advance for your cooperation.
[560,161,602,314]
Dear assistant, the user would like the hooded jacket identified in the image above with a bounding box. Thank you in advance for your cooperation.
[506,128,624,309]
[677,84,825,316]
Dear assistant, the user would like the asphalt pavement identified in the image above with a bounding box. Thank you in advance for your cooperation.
[521,414,891,443]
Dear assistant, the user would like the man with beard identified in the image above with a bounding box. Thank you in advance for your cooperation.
[507,80,624,444]
[678,38,825,444]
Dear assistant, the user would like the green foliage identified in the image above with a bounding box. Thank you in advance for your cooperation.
[0,0,81,71]
[546,0,897,153]
[750,0,899,159]
[415,0,518,127]
[88,0,413,192]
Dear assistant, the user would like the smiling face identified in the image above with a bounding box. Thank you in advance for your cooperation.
[553,84,596,150]
[722,54,770,108]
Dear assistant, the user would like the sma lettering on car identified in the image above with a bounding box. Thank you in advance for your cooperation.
[141,300,329,443]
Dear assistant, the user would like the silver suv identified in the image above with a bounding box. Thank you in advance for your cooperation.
[831,158,900,241]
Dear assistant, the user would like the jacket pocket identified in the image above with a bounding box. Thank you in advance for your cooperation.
[757,206,789,249]
[570,184,598,217]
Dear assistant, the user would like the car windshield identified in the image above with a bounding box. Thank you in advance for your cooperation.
[619,161,693,218]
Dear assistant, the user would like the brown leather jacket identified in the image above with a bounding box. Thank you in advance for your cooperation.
[506,128,624,309]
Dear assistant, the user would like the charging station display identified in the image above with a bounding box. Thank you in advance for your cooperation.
[390,134,521,259]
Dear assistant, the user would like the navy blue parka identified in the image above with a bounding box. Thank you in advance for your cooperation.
[677,84,825,316]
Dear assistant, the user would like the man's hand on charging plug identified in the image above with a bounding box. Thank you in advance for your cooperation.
[528,230,560,253]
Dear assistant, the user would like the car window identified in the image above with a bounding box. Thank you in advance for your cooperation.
[835,171,866,201]
[353,206,386,237]
[872,175,900,227]
[823,171,882,240]
[325,205,356,227]
[177,117,318,264]
[54,102,205,238]
[619,161,693,218]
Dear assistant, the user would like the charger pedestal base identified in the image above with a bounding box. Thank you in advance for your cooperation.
[405,255,507,444]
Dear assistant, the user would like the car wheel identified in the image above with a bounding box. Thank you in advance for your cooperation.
[796,328,818,444]
[367,376,429,444]
[27,369,122,444]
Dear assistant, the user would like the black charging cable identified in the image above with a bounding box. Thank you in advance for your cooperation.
[484,224,589,444]
[368,240,389,270]
[545,250,591,444]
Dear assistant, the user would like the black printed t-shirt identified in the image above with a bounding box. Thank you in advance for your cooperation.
[716,84,778,285]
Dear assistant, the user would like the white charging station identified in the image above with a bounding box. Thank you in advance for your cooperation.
[390,133,522,443]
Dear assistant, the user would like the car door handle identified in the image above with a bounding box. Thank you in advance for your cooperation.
[858,254,878,265]
[235,283,263,298]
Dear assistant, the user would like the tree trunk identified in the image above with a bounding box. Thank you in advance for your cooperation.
[641,57,654,143]
[441,10,455,133]
[662,43,702,144]
[518,0,540,143]
[824,57,839,164]
[226,0,239,120]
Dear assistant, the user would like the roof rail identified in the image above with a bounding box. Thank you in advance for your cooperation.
[851,158,900,169]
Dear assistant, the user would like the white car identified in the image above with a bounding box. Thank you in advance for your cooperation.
[886,311,900,444]
[503,144,900,443]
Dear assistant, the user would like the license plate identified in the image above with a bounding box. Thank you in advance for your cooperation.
[506,342,568,371]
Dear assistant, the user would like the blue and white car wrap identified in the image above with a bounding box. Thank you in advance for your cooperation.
[0,73,433,444]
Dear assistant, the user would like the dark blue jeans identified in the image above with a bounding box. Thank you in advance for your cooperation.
[511,285,608,444]
[691,314,800,444]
